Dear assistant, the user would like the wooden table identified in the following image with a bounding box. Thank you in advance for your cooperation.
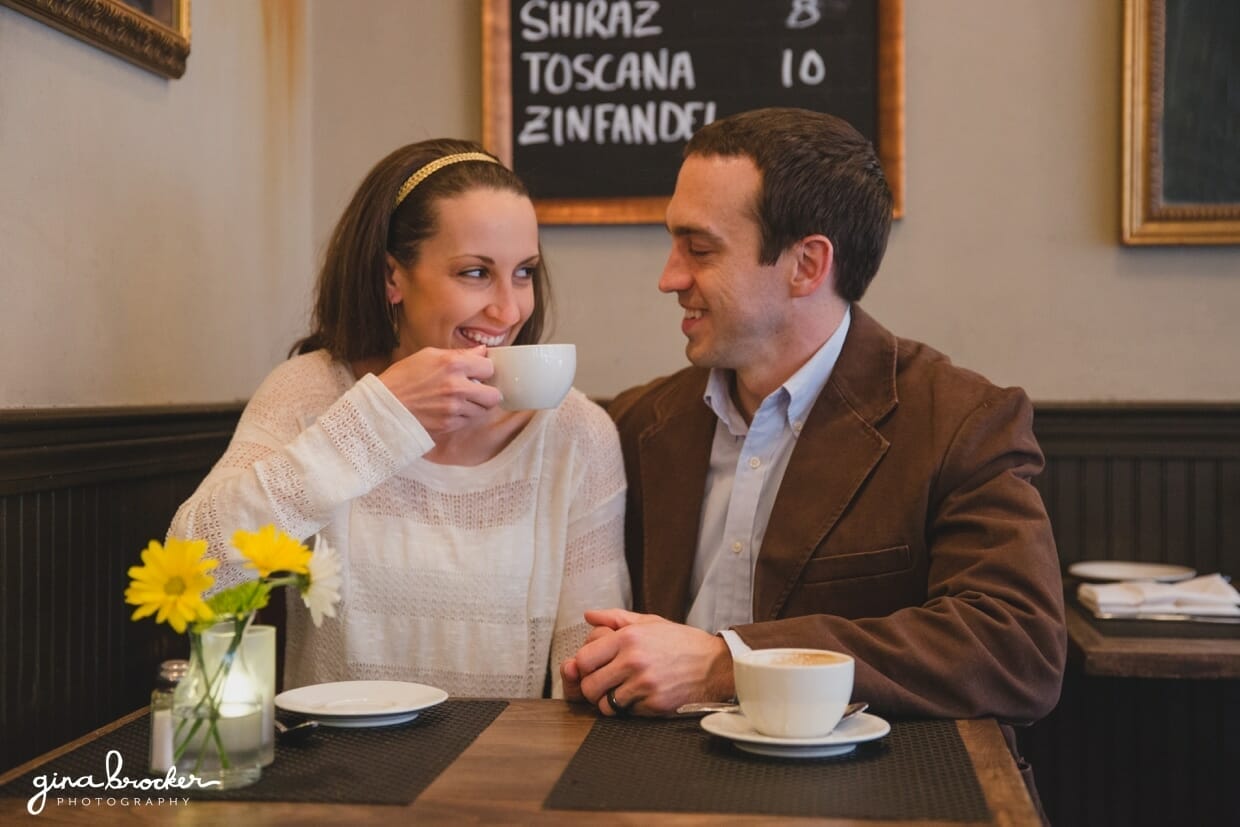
[0,700,1040,825]
[1066,601,1240,679]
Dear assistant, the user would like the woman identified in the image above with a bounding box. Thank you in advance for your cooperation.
[170,139,630,698]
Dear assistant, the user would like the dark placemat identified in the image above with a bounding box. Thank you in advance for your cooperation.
[1,699,506,805]
[545,715,990,821]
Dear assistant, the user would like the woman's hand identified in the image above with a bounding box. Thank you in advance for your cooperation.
[377,345,501,436]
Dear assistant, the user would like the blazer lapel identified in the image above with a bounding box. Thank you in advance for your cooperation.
[636,384,715,622]
[753,306,899,620]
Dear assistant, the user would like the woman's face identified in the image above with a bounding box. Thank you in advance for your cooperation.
[388,187,539,355]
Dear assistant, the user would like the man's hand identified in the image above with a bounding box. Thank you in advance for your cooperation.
[561,609,735,716]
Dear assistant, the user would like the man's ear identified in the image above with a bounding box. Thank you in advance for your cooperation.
[788,235,834,298]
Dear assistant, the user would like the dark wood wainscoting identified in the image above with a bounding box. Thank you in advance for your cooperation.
[0,405,242,773]
[1024,404,1240,827]
[1033,404,1240,573]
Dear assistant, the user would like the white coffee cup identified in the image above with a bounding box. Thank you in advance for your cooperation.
[733,648,855,738]
[485,344,576,410]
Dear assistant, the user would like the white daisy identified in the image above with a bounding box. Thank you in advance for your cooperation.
[301,535,342,627]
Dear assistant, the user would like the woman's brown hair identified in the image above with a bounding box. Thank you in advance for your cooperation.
[292,139,549,360]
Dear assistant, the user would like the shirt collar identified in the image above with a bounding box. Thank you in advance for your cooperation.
[783,306,851,429]
[703,368,746,436]
[703,306,852,436]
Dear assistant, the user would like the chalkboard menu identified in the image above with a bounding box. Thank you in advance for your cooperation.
[483,0,904,224]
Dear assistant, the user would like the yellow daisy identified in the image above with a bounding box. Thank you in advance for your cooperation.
[232,525,311,577]
[125,538,218,633]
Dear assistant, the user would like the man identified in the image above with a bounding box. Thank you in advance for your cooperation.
[561,108,1065,760]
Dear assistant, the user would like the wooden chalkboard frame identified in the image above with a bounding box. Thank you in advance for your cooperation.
[482,0,904,225]
[1122,0,1240,245]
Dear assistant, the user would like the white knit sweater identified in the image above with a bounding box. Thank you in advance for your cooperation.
[169,350,630,698]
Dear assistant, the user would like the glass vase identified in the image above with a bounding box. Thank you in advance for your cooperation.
[172,615,264,789]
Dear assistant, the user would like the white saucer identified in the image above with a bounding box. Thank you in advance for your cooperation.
[275,680,448,725]
[700,711,890,758]
[1068,560,1196,583]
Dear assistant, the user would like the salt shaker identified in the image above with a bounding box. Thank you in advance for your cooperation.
[149,659,189,774]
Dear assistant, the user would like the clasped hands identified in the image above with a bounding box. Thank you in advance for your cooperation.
[560,609,735,717]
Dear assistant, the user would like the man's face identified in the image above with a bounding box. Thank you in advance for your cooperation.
[659,154,794,374]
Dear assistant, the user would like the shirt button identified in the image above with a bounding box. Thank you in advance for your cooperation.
[731,541,743,554]
[748,456,761,469]
[792,421,803,434]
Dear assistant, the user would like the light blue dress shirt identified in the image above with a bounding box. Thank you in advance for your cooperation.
[686,307,851,637]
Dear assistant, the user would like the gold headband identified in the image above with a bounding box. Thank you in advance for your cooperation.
[394,152,500,208]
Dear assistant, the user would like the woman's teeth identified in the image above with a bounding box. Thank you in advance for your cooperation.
[684,309,703,320]
[461,329,505,346]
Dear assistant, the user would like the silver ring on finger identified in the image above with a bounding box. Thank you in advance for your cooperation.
[605,687,631,717]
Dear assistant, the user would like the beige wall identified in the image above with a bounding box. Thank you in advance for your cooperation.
[0,0,311,407]
[3,0,1238,408]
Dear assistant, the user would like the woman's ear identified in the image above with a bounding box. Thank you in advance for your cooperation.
[788,235,834,298]
[384,254,404,304]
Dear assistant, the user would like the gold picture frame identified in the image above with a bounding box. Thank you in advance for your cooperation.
[482,0,904,225]
[1122,0,1240,245]
[1,0,190,79]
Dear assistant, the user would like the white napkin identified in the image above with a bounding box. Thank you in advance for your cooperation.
[1078,574,1240,617]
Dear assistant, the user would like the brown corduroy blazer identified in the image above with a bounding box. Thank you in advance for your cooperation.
[609,305,1066,726]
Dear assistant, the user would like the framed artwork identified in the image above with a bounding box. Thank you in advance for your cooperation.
[483,0,904,225]
[1122,0,1240,245]
[1,0,190,79]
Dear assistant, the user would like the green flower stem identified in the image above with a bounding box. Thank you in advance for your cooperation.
[173,614,253,772]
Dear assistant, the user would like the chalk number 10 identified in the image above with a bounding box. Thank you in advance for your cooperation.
[781,49,825,88]
[781,0,825,88]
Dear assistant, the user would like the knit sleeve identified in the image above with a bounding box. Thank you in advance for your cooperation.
[548,395,631,698]
[169,355,434,591]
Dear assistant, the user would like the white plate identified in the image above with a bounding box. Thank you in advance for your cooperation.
[313,711,423,728]
[275,680,448,719]
[700,711,890,759]
[1068,561,1196,583]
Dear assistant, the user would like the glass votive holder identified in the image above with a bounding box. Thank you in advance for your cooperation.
[205,622,277,766]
